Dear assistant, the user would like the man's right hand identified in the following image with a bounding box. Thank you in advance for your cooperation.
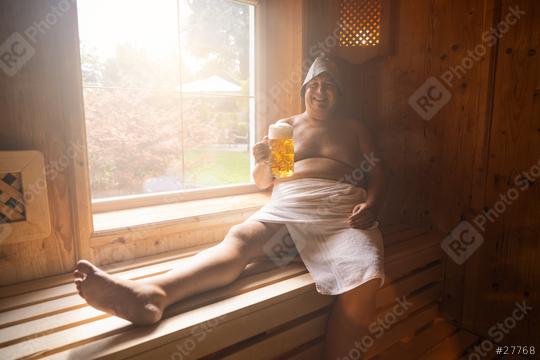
[253,136,271,163]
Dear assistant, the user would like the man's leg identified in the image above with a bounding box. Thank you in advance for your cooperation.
[323,278,381,360]
[73,220,285,325]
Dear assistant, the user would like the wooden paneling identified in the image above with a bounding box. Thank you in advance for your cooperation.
[462,0,540,345]
[0,0,81,284]
[257,0,305,140]
[304,0,538,347]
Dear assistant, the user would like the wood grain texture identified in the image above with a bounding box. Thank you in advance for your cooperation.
[0,0,79,285]
[258,0,305,140]
[461,0,540,346]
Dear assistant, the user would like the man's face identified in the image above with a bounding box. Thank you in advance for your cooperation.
[304,73,338,119]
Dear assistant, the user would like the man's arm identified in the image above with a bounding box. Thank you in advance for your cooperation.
[251,136,274,190]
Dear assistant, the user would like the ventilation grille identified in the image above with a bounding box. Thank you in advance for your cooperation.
[0,172,26,223]
[339,0,382,47]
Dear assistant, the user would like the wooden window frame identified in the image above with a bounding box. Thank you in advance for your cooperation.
[69,0,270,262]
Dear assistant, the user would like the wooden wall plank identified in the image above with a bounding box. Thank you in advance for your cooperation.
[0,0,80,285]
[461,0,540,345]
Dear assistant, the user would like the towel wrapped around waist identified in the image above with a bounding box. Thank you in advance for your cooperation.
[247,177,385,295]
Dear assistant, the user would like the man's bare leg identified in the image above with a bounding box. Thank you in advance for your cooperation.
[73,221,285,325]
[323,278,381,359]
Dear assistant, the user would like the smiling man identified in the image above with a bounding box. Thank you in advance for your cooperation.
[250,54,387,359]
[73,55,386,360]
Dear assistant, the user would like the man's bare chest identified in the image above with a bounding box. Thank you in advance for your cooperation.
[292,123,361,165]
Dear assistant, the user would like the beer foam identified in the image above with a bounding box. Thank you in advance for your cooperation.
[268,123,293,139]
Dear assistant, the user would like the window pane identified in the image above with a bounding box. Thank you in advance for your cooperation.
[179,0,251,95]
[84,87,182,198]
[78,0,180,89]
[78,0,255,201]
[183,96,251,188]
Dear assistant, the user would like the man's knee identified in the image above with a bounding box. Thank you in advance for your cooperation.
[223,223,256,255]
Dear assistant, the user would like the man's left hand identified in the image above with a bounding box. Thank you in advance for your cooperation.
[348,202,377,229]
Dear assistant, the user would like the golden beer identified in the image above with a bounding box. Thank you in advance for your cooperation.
[268,123,294,178]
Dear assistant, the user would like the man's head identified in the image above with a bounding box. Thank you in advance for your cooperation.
[301,55,343,120]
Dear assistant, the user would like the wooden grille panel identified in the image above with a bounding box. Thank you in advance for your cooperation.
[339,0,382,47]
[0,172,26,223]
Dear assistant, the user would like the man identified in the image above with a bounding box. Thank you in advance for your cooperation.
[73,55,386,360]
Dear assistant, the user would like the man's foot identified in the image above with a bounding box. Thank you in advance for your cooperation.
[73,260,167,325]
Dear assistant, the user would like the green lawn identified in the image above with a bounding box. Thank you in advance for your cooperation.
[184,148,251,186]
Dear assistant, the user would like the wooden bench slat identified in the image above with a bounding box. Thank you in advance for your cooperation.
[384,244,442,284]
[385,232,441,264]
[43,274,328,360]
[377,262,442,309]
[365,303,441,358]
[123,294,330,360]
[0,226,435,311]
[377,319,457,360]
[0,267,312,359]
[196,314,327,360]
[0,265,307,347]
[0,244,212,300]
[285,340,325,360]
[0,247,210,311]
[0,228,446,360]
[0,232,442,338]
[418,330,479,360]
[0,259,295,328]
[0,240,440,332]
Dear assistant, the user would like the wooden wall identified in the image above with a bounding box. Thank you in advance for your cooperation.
[256,0,305,139]
[0,0,82,285]
[459,0,540,345]
[305,0,539,347]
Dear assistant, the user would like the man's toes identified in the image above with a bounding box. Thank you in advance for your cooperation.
[137,303,163,325]
[73,270,85,279]
[75,281,85,298]
[76,260,98,275]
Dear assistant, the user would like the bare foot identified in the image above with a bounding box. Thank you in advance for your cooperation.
[73,260,167,325]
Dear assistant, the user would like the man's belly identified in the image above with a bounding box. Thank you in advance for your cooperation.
[274,157,368,188]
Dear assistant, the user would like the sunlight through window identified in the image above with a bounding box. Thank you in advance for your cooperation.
[77,0,256,200]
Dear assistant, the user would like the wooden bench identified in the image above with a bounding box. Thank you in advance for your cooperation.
[0,224,472,359]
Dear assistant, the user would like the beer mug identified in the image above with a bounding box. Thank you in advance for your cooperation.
[268,123,294,178]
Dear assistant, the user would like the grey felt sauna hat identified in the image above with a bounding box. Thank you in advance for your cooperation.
[301,55,344,97]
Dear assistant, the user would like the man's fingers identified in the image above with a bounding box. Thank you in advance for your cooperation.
[350,220,375,229]
[348,212,375,222]
[349,217,375,227]
[349,219,372,227]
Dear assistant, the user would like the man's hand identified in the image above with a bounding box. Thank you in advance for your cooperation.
[348,202,377,229]
[253,136,271,163]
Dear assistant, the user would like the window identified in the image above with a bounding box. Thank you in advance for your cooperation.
[77,0,256,210]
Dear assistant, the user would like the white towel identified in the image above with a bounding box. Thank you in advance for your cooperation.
[247,177,385,295]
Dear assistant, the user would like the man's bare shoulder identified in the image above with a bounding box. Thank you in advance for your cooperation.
[275,114,304,126]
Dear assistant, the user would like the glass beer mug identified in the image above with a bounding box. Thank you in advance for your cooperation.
[268,123,294,178]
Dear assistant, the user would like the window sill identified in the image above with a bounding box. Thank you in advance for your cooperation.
[91,190,272,248]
